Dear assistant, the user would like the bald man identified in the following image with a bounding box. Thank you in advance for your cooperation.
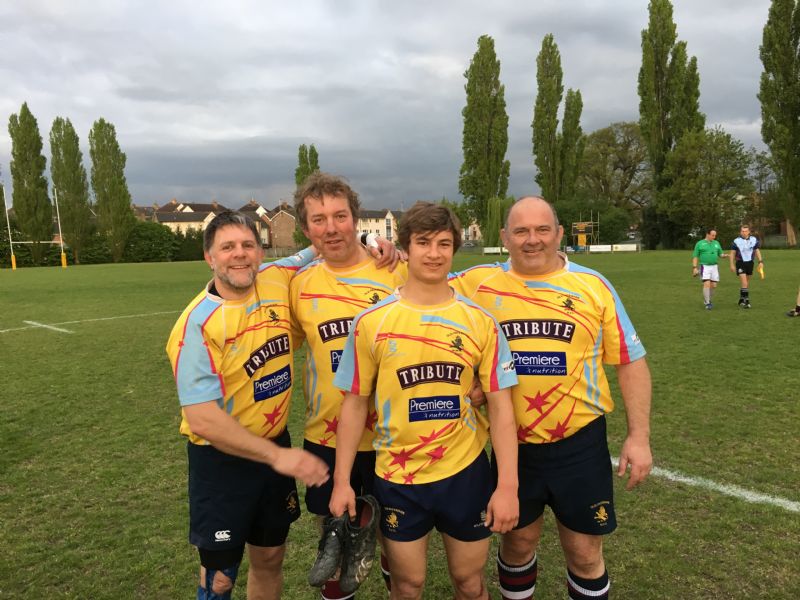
[450,196,652,600]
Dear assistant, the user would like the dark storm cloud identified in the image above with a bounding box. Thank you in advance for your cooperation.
[0,0,774,210]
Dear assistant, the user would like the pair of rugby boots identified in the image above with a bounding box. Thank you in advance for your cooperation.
[308,495,380,594]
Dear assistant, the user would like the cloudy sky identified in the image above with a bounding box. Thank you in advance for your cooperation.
[0,0,773,211]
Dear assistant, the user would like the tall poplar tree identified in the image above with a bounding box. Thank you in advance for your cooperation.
[638,0,705,248]
[8,102,52,263]
[308,144,319,174]
[89,118,135,262]
[295,143,320,186]
[532,34,584,205]
[459,34,510,233]
[50,117,91,263]
[293,143,320,245]
[759,0,800,245]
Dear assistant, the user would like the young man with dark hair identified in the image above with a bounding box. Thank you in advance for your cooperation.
[729,224,763,308]
[330,201,519,600]
[691,228,728,310]
[290,172,406,598]
[451,196,651,600]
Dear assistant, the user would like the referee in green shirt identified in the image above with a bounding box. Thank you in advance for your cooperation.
[691,228,728,309]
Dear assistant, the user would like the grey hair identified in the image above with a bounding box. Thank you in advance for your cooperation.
[203,211,259,252]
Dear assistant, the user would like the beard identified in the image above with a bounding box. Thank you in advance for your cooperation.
[217,267,257,292]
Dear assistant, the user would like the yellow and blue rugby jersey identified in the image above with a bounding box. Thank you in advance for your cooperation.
[290,258,407,451]
[333,290,517,485]
[167,249,315,445]
[450,258,646,445]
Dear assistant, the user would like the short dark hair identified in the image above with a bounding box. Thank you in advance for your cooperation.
[203,211,259,252]
[294,172,360,229]
[705,227,717,235]
[396,201,462,252]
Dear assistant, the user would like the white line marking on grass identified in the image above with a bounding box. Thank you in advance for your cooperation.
[612,457,800,513]
[22,320,74,333]
[0,311,181,334]
[52,310,181,326]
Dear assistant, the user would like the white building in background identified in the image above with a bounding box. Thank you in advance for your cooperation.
[357,209,402,242]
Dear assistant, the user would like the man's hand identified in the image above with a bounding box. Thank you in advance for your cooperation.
[367,236,405,272]
[468,379,487,409]
[485,486,519,533]
[272,447,329,487]
[329,483,357,519]
[617,435,652,490]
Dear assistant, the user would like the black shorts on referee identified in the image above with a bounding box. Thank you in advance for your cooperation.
[187,428,301,552]
[736,259,754,276]
[491,416,617,535]
[303,439,376,516]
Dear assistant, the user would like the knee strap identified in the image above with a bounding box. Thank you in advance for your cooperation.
[197,564,240,600]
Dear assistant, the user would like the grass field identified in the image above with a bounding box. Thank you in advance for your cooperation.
[1,250,798,599]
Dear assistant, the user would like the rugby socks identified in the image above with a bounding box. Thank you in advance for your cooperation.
[567,569,609,600]
[320,579,354,600]
[740,288,749,302]
[497,552,537,599]
[380,552,392,591]
[703,287,711,304]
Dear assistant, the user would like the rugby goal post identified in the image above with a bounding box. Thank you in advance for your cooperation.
[2,184,68,270]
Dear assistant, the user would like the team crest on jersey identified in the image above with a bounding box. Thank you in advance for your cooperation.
[244,333,290,376]
[560,296,576,312]
[591,500,611,526]
[449,334,465,352]
[500,319,575,342]
[318,318,353,343]
[512,351,567,376]
[254,365,292,401]
[396,362,463,389]
[408,395,460,422]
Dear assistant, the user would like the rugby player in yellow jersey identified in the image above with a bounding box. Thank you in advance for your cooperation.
[167,210,398,600]
[330,202,519,600]
[450,197,652,600]
[290,172,406,598]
